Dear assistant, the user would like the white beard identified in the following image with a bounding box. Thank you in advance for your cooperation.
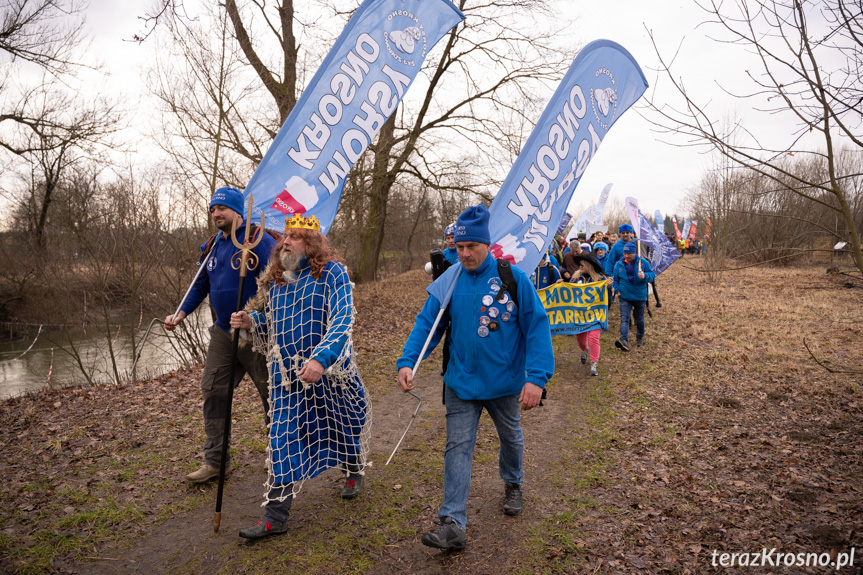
[279,248,304,283]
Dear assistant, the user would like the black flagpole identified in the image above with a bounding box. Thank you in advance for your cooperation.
[214,196,263,533]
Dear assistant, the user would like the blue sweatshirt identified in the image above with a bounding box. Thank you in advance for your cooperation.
[398,253,555,400]
[612,257,656,302]
[181,226,277,332]
[442,247,459,265]
[603,239,627,276]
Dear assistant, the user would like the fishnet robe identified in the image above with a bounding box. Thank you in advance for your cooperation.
[247,260,370,500]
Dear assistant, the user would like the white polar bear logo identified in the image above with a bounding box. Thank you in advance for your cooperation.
[390,27,422,54]
[594,87,617,117]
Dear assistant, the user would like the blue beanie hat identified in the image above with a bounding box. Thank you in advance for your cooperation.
[580,242,592,252]
[623,241,638,254]
[210,186,245,217]
[454,204,491,244]
[619,223,634,234]
[444,223,456,238]
[594,241,609,253]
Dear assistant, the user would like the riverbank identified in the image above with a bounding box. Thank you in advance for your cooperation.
[1,261,861,574]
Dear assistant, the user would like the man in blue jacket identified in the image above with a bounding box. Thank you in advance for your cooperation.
[164,187,277,483]
[441,223,459,265]
[397,204,555,551]
[531,251,562,290]
[603,223,635,276]
[612,242,656,351]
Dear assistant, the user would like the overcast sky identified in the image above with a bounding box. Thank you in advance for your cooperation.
[81,0,779,219]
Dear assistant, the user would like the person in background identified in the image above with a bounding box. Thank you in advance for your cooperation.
[562,240,584,281]
[612,242,656,352]
[603,224,634,276]
[531,250,563,290]
[593,241,609,270]
[570,251,613,376]
[442,223,459,265]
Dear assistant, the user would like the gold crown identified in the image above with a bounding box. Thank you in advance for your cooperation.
[284,214,320,232]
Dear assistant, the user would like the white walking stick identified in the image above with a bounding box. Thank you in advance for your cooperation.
[386,266,461,465]
[131,234,222,380]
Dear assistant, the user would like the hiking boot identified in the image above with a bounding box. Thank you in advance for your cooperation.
[636,336,644,347]
[590,361,598,376]
[238,518,288,539]
[185,463,227,484]
[421,517,466,550]
[580,349,589,364]
[503,482,523,516]
[341,474,364,500]
[615,339,630,352]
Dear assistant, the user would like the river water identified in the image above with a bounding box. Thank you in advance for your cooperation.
[0,312,211,400]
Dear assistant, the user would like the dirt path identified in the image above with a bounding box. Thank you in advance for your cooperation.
[72,345,598,574]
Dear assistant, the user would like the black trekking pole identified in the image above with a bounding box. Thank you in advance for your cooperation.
[214,196,264,533]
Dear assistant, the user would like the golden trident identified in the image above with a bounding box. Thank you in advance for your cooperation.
[230,194,266,276]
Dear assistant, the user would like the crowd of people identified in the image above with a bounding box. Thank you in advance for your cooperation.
[166,190,683,549]
[511,223,659,376]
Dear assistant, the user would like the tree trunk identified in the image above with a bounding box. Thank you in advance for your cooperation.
[35,178,57,249]
[357,116,397,283]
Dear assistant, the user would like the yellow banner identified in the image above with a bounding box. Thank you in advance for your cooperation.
[537,280,609,335]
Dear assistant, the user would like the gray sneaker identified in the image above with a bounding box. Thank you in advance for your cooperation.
[615,339,630,352]
[580,349,589,364]
[503,482,523,516]
[421,517,466,550]
[341,474,363,499]
[239,518,288,539]
[636,336,644,347]
[590,361,598,376]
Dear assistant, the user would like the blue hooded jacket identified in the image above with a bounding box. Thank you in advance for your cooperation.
[612,256,656,302]
[181,225,277,332]
[397,253,555,400]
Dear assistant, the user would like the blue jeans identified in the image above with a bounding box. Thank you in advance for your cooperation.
[439,386,524,532]
[618,299,645,342]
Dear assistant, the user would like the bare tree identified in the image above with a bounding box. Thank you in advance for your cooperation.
[146,3,261,219]
[0,0,88,74]
[145,0,574,282]
[648,0,863,276]
[354,0,574,281]
[4,85,121,246]
[0,0,120,247]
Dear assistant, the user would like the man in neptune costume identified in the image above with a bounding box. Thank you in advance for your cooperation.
[230,213,370,539]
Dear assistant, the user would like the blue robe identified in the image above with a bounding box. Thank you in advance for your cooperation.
[249,258,368,486]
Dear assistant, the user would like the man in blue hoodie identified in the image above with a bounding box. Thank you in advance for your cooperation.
[603,223,635,276]
[164,187,277,483]
[612,242,656,351]
[397,204,555,551]
[441,223,459,265]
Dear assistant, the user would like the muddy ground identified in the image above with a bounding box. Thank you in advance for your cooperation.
[1,260,862,574]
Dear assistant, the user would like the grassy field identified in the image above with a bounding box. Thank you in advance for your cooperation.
[0,259,861,574]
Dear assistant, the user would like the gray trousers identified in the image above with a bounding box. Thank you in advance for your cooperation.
[201,323,269,467]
